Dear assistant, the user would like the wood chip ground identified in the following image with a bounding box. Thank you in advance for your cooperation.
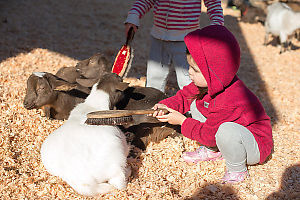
[0,0,299,199]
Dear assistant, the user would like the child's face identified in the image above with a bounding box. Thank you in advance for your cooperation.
[187,55,207,87]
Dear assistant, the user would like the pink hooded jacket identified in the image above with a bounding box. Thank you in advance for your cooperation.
[159,25,273,163]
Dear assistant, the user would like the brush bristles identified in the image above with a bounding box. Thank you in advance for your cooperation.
[85,116,133,125]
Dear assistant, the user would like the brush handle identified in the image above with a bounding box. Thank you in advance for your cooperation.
[125,27,135,46]
[87,108,169,119]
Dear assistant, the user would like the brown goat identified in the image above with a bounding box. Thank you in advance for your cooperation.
[23,53,113,120]
[231,0,267,24]
[55,66,81,84]
[23,72,89,120]
[25,50,179,148]
[48,73,181,150]
[54,53,111,87]
[115,85,180,150]
[75,53,112,87]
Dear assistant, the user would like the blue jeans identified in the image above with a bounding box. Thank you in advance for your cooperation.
[190,100,260,172]
[146,36,191,92]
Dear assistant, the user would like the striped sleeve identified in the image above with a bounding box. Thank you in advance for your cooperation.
[128,0,155,19]
[204,0,224,25]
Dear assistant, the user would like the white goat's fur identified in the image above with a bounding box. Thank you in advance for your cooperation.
[67,84,110,124]
[265,2,300,52]
[33,72,46,78]
[41,83,130,196]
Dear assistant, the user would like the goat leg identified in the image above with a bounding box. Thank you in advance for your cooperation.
[280,41,288,54]
[42,105,51,118]
[263,33,269,46]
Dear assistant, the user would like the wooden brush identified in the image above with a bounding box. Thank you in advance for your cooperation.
[85,108,168,126]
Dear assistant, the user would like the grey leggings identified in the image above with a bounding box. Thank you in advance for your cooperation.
[190,101,260,172]
[146,36,191,92]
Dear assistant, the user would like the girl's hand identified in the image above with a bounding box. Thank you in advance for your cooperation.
[125,23,137,37]
[152,104,169,117]
[152,104,187,125]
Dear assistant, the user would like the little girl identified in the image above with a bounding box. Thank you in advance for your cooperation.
[152,25,273,183]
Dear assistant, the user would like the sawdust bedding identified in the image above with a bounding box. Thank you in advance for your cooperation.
[0,0,299,199]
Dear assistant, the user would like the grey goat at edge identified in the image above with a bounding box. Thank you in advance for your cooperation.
[264,2,300,53]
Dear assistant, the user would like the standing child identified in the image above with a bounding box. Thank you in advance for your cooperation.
[124,0,224,93]
[152,25,273,183]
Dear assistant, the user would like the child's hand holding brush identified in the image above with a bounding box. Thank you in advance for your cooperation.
[152,104,187,125]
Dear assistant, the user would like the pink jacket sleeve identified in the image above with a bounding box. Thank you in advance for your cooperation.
[159,83,199,114]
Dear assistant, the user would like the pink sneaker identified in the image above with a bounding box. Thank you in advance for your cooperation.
[221,170,249,184]
[182,146,223,164]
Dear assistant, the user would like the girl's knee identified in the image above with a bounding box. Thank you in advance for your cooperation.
[215,122,239,144]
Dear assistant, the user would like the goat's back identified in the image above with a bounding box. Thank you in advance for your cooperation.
[55,67,81,83]
[116,86,167,110]
[114,86,180,149]
[266,3,287,33]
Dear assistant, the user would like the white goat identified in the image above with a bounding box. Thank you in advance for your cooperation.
[264,2,300,53]
[40,73,130,196]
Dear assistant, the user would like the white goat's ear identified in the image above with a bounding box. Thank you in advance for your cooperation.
[76,78,98,88]
[116,82,129,91]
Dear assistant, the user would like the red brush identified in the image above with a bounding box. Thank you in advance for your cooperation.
[112,27,135,77]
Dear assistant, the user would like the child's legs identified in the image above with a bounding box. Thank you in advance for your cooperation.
[146,37,170,92]
[215,122,260,172]
[190,101,218,151]
[169,41,191,89]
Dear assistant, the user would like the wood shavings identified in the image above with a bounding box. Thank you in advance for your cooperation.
[0,0,299,199]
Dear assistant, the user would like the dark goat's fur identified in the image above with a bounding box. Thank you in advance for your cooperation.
[23,53,112,120]
[240,3,266,24]
[76,53,111,79]
[115,86,180,150]
[231,0,267,24]
[25,50,179,148]
[23,72,89,120]
[55,66,81,84]
[75,53,111,87]
[54,53,111,88]
[96,73,129,109]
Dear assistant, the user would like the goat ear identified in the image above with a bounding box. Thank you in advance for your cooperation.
[54,84,77,91]
[89,55,99,66]
[43,73,76,91]
[76,78,98,87]
[116,82,129,91]
[42,73,76,91]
